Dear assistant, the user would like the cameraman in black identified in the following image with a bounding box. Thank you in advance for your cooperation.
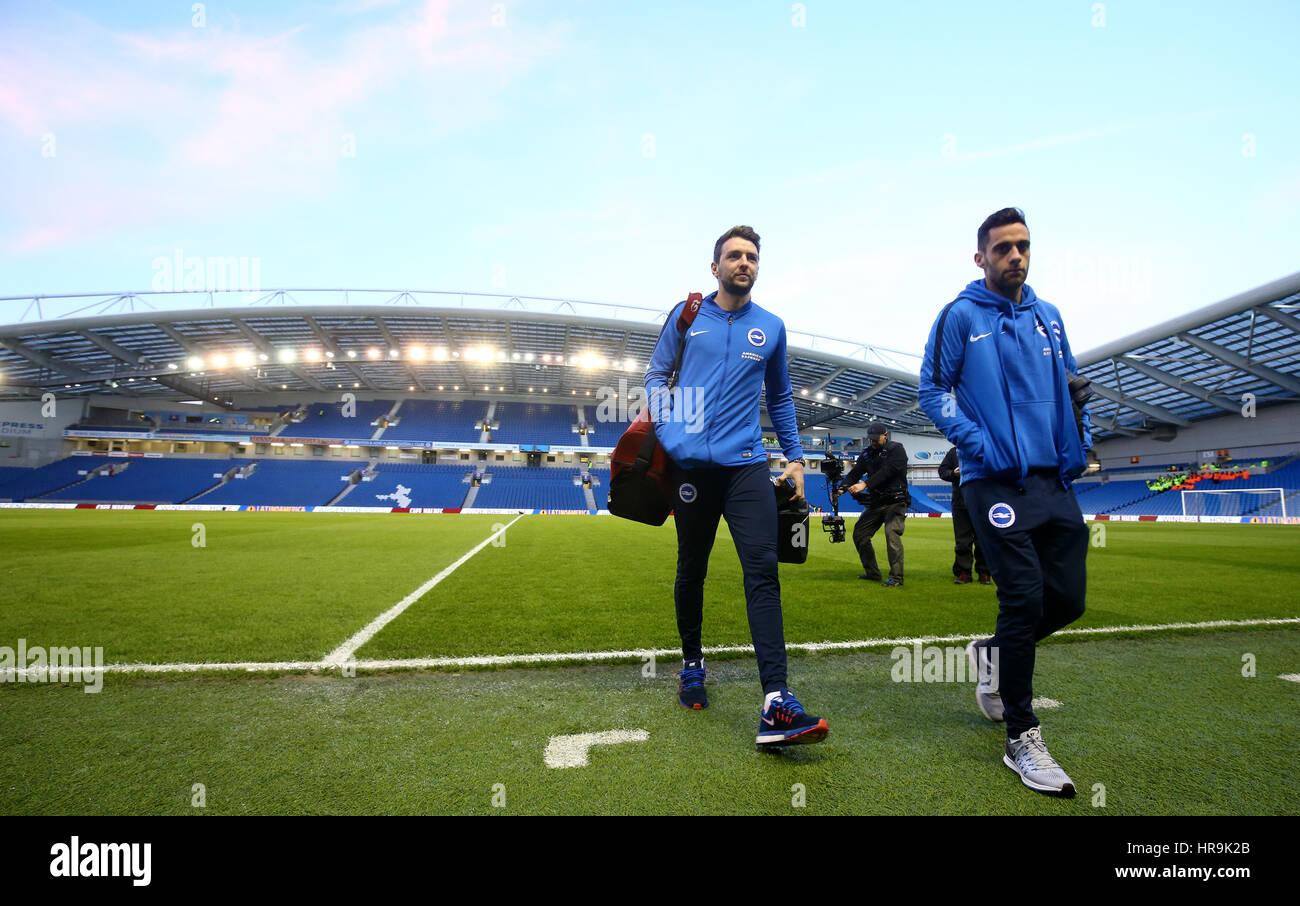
[938,447,991,585]
[837,422,910,588]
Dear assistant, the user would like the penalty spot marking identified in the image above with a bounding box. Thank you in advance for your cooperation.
[322,514,524,667]
[4,616,1295,679]
[1031,697,1063,710]
[544,730,649,769]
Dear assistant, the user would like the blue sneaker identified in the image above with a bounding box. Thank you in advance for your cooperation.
[755,690,829,746]
[677,659,708,710]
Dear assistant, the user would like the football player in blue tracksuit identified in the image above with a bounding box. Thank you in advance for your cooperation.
[919,208,1092,796]
[644,225,829,747]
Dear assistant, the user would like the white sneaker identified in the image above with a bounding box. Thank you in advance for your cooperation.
[966,638,1004,722]
[1004,727,1075,797]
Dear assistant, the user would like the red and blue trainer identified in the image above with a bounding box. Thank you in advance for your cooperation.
[756,690,829,746]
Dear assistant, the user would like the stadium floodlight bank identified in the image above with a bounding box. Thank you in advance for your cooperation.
[1181,488,1287,518]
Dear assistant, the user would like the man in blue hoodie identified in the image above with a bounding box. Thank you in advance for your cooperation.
[644,225,829,747]
[918,208,1091,797]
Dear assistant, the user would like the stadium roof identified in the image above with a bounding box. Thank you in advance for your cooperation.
[1075,270,1300,439]
[1,272,1297,441]
[0,291,930,433]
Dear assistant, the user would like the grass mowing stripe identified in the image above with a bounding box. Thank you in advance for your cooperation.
[322,514,524,667]
[0,510,509,663]
[6,616,1293,678]
[355,518,1300,660]
[4,629,1296,814]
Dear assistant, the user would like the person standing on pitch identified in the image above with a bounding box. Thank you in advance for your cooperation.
[918,207,1092,797]
[837,423,910,587]
[645,225,829,747]
[938,446,991,585]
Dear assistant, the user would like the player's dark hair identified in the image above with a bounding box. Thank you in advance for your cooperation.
[714,225,761,263]
[977,207,1027,251]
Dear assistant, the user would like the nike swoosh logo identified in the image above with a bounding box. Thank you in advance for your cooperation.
[761,715,775,726]
[689,330,709,337]
[969,332,992,342]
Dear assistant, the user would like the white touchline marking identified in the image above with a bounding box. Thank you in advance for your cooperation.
[1279,675,1300,684]
[2,616,1296,679]
[1032,697,1063,710]
[544,730,649,769]
[320,514,525,667]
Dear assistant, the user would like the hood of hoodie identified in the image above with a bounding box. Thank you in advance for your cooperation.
[955,278,1038,312]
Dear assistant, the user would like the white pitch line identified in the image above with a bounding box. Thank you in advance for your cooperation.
[1280,674,1300,684]
[1,615,1295,679]
[543,730,649,769]
[1032,697,1063,710]
[320,514,524,667]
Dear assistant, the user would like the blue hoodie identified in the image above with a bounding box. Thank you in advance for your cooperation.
[918,280,1091,486]
[644,292,804,469]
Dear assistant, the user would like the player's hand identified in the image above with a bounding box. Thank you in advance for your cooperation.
[779,460,805,500]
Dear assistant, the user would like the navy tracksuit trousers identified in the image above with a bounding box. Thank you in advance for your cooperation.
[960,471,1088,737]
[672,461,787,693]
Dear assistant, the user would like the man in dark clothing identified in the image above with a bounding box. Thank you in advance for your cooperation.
[837,422,910,587]
[938,447,991,585]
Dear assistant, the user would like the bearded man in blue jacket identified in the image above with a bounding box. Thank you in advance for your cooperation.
[644,225,829,747]
[919,208,1092,796]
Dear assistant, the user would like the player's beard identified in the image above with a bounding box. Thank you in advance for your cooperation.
[991,267,1026,299]
[721,273,755,298]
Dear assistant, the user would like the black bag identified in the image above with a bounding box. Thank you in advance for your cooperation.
[773,479,810,564]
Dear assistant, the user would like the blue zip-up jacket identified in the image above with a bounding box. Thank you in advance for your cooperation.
[644,292,804,469]
[918,280,1092,486]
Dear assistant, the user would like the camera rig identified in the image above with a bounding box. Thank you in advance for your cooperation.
[820,456,847,543]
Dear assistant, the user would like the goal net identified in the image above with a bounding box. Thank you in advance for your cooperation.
[1181,488,1287,518]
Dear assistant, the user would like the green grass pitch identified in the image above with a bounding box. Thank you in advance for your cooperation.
[1,509,1297,815]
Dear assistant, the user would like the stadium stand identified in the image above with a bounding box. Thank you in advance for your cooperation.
[5,451,1295,512]
[922,485,954,511]
[42,457,247,503]
[1104,458,1300,517]
[199,459,358,506]
[382,400,488,443]
[582,405,633,445]
[906,484,947,514]
[473,466,588,510]
[0,466,28,487]
[362,463,475,509]
[488,403,577,445]
[288,399,393,437]
[0,457,109,501]
[801,473,836,514]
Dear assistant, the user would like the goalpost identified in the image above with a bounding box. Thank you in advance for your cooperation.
[1181,488,1287,518]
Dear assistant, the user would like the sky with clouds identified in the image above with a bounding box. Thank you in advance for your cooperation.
[2,0,1297,366]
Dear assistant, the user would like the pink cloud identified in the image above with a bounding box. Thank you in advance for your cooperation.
[14,226,78,255]
[1,0,566,254]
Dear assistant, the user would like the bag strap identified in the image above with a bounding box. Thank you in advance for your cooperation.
[632,292,703,473]
[668,292,704,390]
[931,299,958,388]
[634,420,660,470]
